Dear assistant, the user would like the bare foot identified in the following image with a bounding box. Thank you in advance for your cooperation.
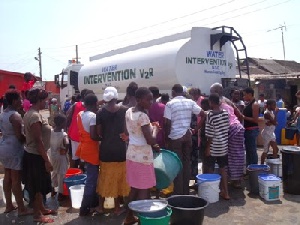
[94,206,104,215]
[114,207,126,216]
[124,216,139,225]
[220,192,230,200]
[42,209,57,215]
[18,208,33,217]
[4,205,18,213]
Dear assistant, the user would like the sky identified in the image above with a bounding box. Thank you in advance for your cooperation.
[0,0,299,81]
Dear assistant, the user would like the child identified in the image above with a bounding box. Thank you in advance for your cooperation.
[49,114,69,201]
[199,98,211,173]
[261,99,279,164]
[205,93,230,200]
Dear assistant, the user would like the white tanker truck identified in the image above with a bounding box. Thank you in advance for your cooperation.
[55,26,250,105]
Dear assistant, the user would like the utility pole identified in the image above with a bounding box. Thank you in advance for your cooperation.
[267,23,287,74]
[35,47,42,80]
[76,45,79,63]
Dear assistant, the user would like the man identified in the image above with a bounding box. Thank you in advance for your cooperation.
[164,84,202,195]
[258,93,267,115]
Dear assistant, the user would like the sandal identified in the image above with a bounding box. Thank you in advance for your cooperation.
[33,216,54,223]
[124,216,139,225]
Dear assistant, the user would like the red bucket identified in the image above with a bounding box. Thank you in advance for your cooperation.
[63,168,82,195]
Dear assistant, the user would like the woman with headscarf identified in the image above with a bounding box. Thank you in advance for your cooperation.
[94,87,130,215]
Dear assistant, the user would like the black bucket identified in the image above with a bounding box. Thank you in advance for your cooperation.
[167,195,208,225]
[247,164,270,194]
[285,127,297,140]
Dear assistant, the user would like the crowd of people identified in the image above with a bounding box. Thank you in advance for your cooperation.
[0,77,297,224]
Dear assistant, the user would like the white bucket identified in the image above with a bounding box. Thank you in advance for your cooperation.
[0,178,24,204]
[197,174,221,203]
[266,158,282,177]
[69,184,85,209]
[258,174,282,201]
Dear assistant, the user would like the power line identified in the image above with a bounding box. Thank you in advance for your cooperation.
[43,0,237,50]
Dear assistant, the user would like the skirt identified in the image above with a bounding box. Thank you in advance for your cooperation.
[126,159,156,189]
[22,151,52,199]
[96,161,130,198]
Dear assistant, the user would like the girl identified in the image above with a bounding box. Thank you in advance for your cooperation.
[123,87,160,225]
[261,99,279,164]
[49,114,69,202]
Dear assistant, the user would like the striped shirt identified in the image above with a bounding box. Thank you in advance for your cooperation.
[164,96,202,140]
[206,109,229,156]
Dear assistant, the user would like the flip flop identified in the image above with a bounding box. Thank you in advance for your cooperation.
[42,209,57,215]
[4,206,18,213]
[124,216,139,225]
[33,216,54,223]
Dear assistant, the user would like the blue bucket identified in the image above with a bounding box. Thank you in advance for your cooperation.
[64,174,87,195]
[153,149,183,190]
[196,174,221,183]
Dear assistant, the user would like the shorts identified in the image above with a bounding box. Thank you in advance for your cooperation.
[206,155,228,169]
[261,130,276,153]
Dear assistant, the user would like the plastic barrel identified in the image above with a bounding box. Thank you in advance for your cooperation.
[275,108,287,144]
[281,146,300,194]
[64,174,87,195]
[153,149,182,190]
[63,168,82,196]
[247,164,270,194]
[138,207,172,225]
[168,195,208,225]
[196,174,221,203]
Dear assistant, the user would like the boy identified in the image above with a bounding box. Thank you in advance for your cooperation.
[261,99,279,164]
[50,114,69,201]
[205,93,230,200]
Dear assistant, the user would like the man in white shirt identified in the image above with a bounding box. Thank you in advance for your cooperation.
[164,84,202,195]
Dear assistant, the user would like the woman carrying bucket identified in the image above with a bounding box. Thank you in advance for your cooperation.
[123,87,160,225]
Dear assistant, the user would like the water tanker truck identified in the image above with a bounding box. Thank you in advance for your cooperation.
[55,26,250,105]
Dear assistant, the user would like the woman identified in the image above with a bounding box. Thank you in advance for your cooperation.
[123,87,160,225]
[0,90,31,216]
[23,88,55,223]
[243,87,259,166]
[75,93,100,216]
[94,87,130,215]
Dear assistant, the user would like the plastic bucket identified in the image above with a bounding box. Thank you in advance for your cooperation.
[247,164,270,194]
[69,184,85,209]
[266,157,282,177]
[64,174,87,195]
[196,174,221,203]
[285,127,297,140]
[138,207,172,225]
[168,195,208,225]
[153,149,182,190]
[63,168,82,196]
